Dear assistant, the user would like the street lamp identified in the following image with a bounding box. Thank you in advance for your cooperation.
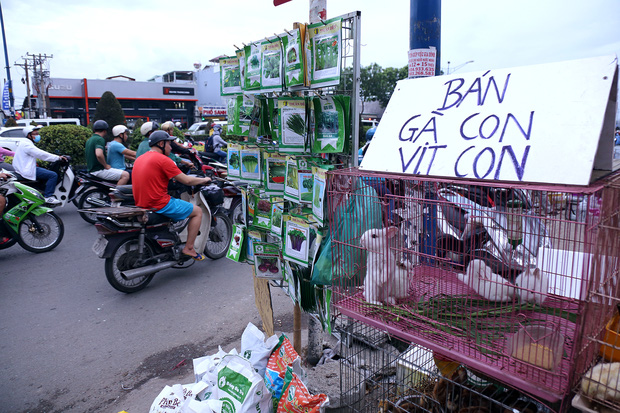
[446,60,474,75]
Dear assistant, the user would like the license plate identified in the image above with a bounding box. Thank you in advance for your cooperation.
[222,197,233,210]
[92,236,108,257]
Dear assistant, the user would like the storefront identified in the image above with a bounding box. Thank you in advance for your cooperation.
[42,77,197,127]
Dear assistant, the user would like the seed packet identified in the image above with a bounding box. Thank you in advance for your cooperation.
[270,198,284,237]
[283,216,310,266]
[297,158,313,204]
[283,28,305,89]
[227,144,241,179]
[311,166,327,225]
[284,156,299,203]
[267,98,280,143]
[236,48,246,90]
[244,43,262,91]
[238,94,253,137]
[252,198,272,231]
[246,230,264,263]
[219,56,242,96]
[264,152,287,196]
[254,242,283,280]
[226,97,239,136]
[261,37,283,92]
[247,95,262,141]
[239,147,261,183]
[312,95,347,153]
[226,224,246,262]
[278,97,306,153]
[309,17,342,88]
[246,190,256,226]
[264,335,302,400]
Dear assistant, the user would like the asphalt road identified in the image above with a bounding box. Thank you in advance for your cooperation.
[0,203,295,412]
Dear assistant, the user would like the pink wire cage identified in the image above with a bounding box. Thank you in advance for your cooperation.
[326,167,620,405]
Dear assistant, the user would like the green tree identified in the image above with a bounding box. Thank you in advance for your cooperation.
[4,117,17,127]
[92,91,126,138]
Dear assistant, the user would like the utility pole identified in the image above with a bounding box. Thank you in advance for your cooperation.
[23,52,52,118]
[15,58,32,118]
[410,0,441,76]
[0,2,15,117]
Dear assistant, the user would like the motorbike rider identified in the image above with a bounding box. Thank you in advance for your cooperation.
[0,171,10,216]
[206,124,228,163]
[161,121,194,169]
[107,125,136,171]
[135,121,160,158]
[85,120,130,185]
[13,126,67,205]
[0,147,15,171]
[132,130,212,261]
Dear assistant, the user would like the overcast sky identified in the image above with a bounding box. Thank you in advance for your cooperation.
[2,0,620,105]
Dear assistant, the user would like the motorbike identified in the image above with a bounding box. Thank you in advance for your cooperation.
[88,181,233,293]
[75,169,121,224]
[0,171,65,253]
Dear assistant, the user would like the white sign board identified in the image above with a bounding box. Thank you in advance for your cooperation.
[361,55,619,186]
[408,47,437,78]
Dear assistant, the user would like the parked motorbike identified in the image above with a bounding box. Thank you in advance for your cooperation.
[0,172,64,253]
[88,182,233,293]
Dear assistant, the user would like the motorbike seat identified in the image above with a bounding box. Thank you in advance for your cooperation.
[80,171,118,184]
[113,185,134,202]
[146,212,172,225]
[11,171,39,185]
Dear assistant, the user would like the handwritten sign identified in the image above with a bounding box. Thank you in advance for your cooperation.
[408,48,436,78]
[361,55,618,185]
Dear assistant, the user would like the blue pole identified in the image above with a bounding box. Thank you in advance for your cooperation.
[0,2,15,117]
[410,0,441,76]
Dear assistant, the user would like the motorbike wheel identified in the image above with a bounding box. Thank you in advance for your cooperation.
[78,188,111,224]
[105,239,155,293]
[229,198,244,225]
[204,212,232,260]
[17,211,64,253]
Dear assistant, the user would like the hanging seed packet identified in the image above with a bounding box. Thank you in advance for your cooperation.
[283,216,310,267]
[236,48,246,90]
[246,230,264,263]
[279,98,306,152]
[252,198,272,231]
[311,166,327,225]
[246,190,256,226]
[219,56,242,96]
[226,96,239,135]
[227,144,241,179]
[264,152,287,196]
[261,38,283,92]
[238,94,253,137]
[247,95,262,141]
[244,43,261,91]
[283,28,304,89]
[227,224,246,262]
[312,95,346,153]
[254,242,283,280]
[309,17,342,88]
[284,156,299,203]
[239,147,261,183]
[270,198,284,237]
[297,158,313,204]
[267,98,280,143]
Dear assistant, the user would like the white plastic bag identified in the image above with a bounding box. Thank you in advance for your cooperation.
[150,384,189,413]
[185,399,223,413]
[240,322,279,377]
[217,354,273,413]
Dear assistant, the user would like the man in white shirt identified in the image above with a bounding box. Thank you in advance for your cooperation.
[13,126,67,205]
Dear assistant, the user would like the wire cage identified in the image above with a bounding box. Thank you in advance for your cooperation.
[327,168,620,404]
[338,317,559,412]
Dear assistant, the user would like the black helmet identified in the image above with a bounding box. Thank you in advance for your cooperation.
[148,130,176,147]
[93,120,109,131]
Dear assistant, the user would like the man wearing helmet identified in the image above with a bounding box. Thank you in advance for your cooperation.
[13,125,67,205]
[132,130,212,261]
[135,121,160,158]
[160,121,194,168]
[107,125,136,172]
[85,120,130,185]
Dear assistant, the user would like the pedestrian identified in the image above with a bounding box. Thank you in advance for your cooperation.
[13,126,67,204]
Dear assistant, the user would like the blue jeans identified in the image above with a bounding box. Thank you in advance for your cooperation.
[215,150,227,163]
[36,167,58,197]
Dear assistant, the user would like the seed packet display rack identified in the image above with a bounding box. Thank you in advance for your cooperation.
[221,12,361,333]
[326,166,620,409]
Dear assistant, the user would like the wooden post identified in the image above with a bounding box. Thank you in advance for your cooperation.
[253,266,274,336]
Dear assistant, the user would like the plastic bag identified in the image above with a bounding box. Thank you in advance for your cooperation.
[150,384,189,413]
[277,366,329,412]
[216,354,272,413]
[240,322,279,377]
[311,236,331,285]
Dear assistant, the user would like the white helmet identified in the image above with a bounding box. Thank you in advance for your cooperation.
[140,121,159,136]
[161,121,175,132]
[23,125,43,138]
[175,121,181,127]
[112,125,129,137]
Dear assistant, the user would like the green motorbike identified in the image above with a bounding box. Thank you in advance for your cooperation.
[0,174,64,253]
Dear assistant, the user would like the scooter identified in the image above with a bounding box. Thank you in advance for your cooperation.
[0,171,64,253]
[87,182,232,293]
[75,170,120,224]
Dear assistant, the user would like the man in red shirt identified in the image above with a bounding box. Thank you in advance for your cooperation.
[132,131,212,260]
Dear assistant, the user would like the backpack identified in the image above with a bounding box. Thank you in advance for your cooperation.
[204,135,215,153]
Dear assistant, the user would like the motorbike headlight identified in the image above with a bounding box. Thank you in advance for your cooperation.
[21,186,45,202]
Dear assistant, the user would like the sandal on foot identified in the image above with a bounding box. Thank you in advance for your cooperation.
[184,252,206,261]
